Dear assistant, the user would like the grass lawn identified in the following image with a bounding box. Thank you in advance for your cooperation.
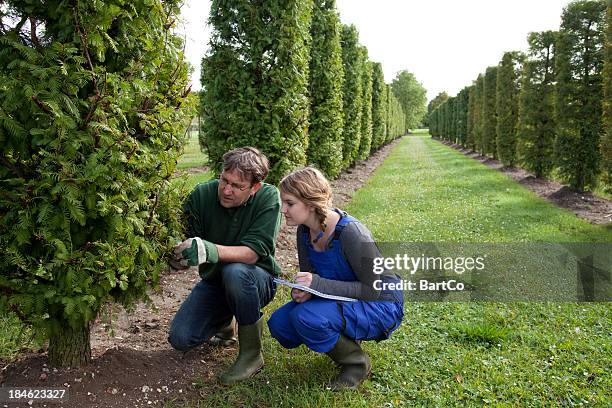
[177,131,208,170]
[179,134,611,407]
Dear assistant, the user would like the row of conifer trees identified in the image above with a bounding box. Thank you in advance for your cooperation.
[199,0,409,183]
[429,0,610,192]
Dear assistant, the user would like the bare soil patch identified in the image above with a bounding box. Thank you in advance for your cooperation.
[1,138,403,408]
[436,138,612,225]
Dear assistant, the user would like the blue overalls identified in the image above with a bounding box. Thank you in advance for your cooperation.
[268,212,404,353]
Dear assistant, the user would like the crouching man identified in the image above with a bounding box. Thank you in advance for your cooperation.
[168,147,280,385]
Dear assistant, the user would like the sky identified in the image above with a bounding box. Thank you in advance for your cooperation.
[177,0,573,101]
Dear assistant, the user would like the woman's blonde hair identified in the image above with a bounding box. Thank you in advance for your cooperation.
[280,167,332,231]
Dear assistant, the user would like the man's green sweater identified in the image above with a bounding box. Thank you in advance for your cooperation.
[183,180,281,280]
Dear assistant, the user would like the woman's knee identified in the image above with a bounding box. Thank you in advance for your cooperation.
[289,303,329,335]
[268,309,302,348]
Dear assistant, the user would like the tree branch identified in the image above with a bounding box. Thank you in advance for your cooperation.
[29,17,41,48]
[31,95,52,114]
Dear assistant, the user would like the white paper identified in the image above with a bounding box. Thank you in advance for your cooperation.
[273,278,358,302]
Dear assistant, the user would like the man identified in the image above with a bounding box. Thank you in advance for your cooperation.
[168,146,280,385]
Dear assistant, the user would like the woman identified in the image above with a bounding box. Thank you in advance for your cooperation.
[267,167,404,390]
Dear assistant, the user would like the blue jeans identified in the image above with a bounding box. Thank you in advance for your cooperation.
[168,263,276,352]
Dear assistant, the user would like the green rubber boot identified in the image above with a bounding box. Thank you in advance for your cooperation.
[209,317,237,347]
[325,335,372,391]
[218,316,264,385]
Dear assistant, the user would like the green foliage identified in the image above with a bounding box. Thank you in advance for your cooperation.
[473,74,485,153]
[518,31,557,177]
[370,62,386,150]
[496,51,524,166]
[307,0,344,179]
[444,97,455,141]
[554,0,606,191]
[602,3,612,191]
[357,52,373,160]
[455,87,470,146]
[391,70,427,131]
[340,24,362,168]
[424,91,448,127]
[385,84,405,142]
[200,0,312,184]
[466,85,477,149]
[0,0,193,360]
[483,66,498,158]
[429,106,440,138]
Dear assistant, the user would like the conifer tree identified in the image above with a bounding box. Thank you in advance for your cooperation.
[517,31,557,177]
[554,0,606,190]
[0,0,193,366]
[307,0,344,178]
[601,2,612,190]
[483,66,499,158]
[430,107,439,137]
[446,97,455,141]
[496,51,524,166]
[425,92,448,128]
[200,0,312,183]
[467,85,477,150]
[340,24,362,168]
[456,87,470,146]
[473,74,485,154]
[371,62,386,151]
[357,51,373,160]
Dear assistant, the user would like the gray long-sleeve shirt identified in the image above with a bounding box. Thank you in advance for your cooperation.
[297,220,397,301]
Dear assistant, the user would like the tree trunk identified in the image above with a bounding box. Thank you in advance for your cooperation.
[48,324,91,367]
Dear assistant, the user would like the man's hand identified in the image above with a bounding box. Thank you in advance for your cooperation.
[291,288,312,303]
[173,237,208,266]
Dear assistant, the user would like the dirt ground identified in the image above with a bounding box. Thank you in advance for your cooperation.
[0,139,402,408]
[438,139,612,225]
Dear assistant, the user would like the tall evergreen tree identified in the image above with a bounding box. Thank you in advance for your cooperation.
[385,84,404,142]
[554,0,606,191]
[446,97,456,141]
[602,2,612,191]
[307,0,344,178]
[496,51,524,166]
[517,31,557,177]
[357,51,373,160]
[483,66,499,158]
[430,107,440,137]
[340,24,362,168]
[0,0,193,366]
[473,74,485,154]
[456,87,470,146]
[425,91,449,127]
[201,0,312,183]
[371,62,386,150]
[467,85,477,149]
[440,100,449,140]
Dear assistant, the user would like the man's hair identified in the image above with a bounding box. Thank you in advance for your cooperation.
[222,147,269,184]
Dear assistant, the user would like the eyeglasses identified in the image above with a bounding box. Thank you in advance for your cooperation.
[219,175,251,193]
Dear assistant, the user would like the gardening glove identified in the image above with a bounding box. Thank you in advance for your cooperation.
[169,252,190,270]
[174,237,208,266]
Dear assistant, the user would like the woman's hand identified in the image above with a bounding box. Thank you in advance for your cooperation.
[291,288,312,303]
[295,272,313,287]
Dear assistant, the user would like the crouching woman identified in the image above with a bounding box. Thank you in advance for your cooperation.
[268,167,404,390]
